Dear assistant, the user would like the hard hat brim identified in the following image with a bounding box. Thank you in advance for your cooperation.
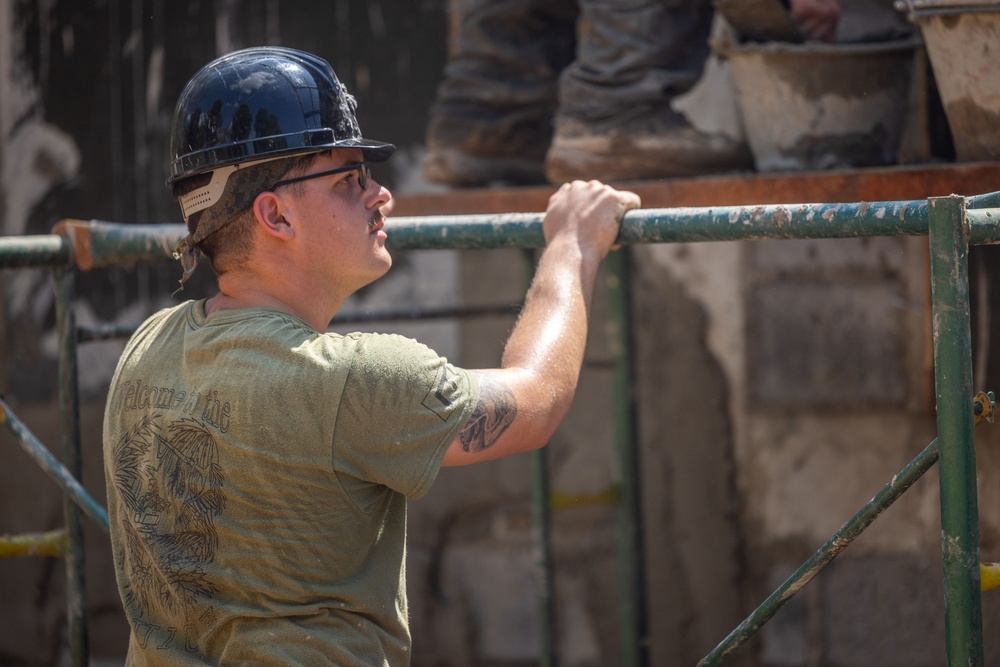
[169,132,395,186]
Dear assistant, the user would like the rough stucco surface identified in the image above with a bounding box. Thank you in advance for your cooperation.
[630,245,748,666]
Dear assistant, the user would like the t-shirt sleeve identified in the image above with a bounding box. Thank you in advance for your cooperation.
[332,333,479,499]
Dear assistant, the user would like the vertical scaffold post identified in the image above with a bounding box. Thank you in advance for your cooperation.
[606,249,648,666]
[52,266,89,667]
[531,445,556,666]
[526,248,557,667]
[928,195,984,666]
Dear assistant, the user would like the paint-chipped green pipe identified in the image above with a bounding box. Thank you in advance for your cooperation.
[18,203,1000,272]
[967,190,1000,210]
[0,234,71,267]
[928,196,984,667]
[390,203,1000,247]
[522,247,558,667]
[530,446,556,667]
[391,200,936,248]
[698,436,941,666]
[0,396,110,534]
[606,250,649,667]
[53,265,90,667]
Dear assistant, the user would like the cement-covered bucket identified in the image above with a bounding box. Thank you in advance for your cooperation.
[897,0,1000,161]
[716,37,920,171]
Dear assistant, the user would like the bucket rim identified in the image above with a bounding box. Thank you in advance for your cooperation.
[895,0,1000,18]
[713,36,923,57]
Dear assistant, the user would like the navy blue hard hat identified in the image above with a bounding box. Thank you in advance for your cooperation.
[168,47,394,185]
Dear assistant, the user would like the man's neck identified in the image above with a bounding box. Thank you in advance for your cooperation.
[210,272,344,332]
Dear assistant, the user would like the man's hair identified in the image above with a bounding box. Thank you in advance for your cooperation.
[171,153,321,274]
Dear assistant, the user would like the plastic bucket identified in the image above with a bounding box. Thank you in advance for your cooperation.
[717,38,920,171]
[899,0,1000,161]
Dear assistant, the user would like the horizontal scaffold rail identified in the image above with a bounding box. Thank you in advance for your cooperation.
[0,234,72,268]
[389,198,1000,248]
[0,192,995,271]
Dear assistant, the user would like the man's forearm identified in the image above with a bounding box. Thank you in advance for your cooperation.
[442,181,637,466]
[500,236,600,419]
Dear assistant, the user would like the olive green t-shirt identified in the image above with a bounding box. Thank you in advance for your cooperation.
[103,300,479,665]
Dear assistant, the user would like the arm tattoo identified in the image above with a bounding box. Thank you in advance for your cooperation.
[459,374,517,453]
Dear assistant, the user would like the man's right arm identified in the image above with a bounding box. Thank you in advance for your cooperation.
[442,180,640,467]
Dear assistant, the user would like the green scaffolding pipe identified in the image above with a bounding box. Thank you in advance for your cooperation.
[522,247,558,667]
[928,196,984,666]
[698,436,941,666]
[964,208,1000,246]
[5,201,1000,272]
[392,203,1000,247]
[53,265,90,667]
[531,446,557,667]
[606,250,649,667]
[55,221,184,268]
[0,234,72,268]
[967,190,1000,210]
[0,396,110,534]
[390,200,936,248]
[1,200,1000,274]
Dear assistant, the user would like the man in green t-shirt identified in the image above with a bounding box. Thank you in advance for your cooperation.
[103,46,639,666]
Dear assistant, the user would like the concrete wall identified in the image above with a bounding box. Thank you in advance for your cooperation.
[2,0,999,666]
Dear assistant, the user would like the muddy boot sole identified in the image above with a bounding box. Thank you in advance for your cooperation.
[423,147,548,187]
[545,123,753,183]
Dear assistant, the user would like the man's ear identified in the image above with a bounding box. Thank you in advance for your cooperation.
[253,191,295,239]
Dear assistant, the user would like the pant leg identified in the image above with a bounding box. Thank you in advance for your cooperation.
[426,0,578,161]
[558,0,714,122]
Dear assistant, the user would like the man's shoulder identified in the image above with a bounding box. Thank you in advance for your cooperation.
[139,299,195,328]
[126,300,195,344]
[335,332,446,366]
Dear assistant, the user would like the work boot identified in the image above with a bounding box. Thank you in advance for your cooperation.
[423,0,577,187]
[545,0,750,182]
[423,109,552,186]
[545,105,753,183]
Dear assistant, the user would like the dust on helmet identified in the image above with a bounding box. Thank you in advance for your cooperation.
[170,46,393,185]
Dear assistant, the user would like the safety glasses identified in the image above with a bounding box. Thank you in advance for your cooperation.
[269,162,370,191]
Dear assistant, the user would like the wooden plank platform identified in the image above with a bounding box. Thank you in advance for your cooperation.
[392,162,1000,217]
